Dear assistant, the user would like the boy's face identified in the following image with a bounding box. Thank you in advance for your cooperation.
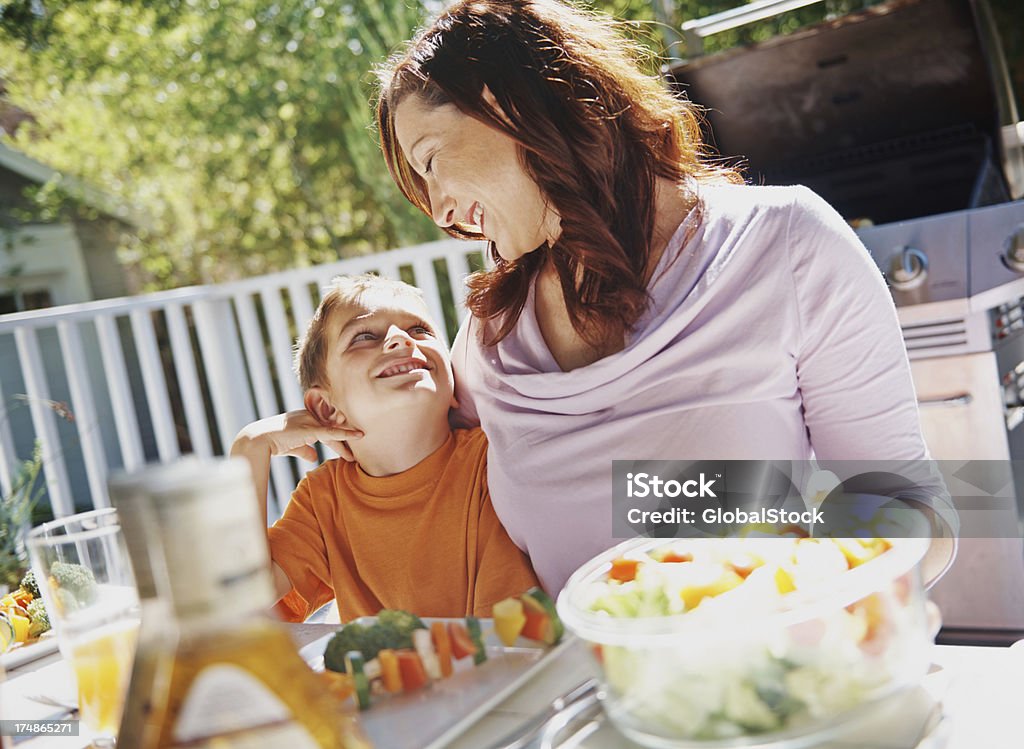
[309,290,455,432]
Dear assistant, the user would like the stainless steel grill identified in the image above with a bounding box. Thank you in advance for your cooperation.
[668,0,1024,644]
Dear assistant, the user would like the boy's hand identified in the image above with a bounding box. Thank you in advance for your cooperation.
[232,410,362,463]
[326,440,357,463]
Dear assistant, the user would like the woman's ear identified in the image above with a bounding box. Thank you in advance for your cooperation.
[304,388,346,427]
[481,85,514,127]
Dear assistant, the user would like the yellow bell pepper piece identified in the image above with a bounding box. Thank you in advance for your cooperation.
[9,613,29,643]
[775,566,796,594]
[492,597,526,647]
[680,568,745,610]
[834,538,889,568]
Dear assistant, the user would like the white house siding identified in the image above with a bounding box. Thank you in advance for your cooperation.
[2,224,92,305]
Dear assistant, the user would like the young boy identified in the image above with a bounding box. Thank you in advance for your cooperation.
[230,274,539,622]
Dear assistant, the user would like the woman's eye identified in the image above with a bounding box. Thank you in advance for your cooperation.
[424,155,434,175]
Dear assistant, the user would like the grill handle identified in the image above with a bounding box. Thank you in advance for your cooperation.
[918,393,974,408]
[681,0,826,56]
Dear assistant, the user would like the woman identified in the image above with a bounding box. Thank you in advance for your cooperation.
[376,0,945,594]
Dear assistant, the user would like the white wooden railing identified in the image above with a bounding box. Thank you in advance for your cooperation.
[0,238,486,522]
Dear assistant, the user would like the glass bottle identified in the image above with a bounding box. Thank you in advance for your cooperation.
[114,457,367,749]
[0,660,12,749]
[109,471,177,748]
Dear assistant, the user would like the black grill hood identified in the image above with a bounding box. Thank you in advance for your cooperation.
[666,0,1016,224]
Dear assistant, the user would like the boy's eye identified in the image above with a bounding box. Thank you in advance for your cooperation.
[351,331,376,344]
[410,325,433,336]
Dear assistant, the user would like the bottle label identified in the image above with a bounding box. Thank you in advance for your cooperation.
[170,663,319,747]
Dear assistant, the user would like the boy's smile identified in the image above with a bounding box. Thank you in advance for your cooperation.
[377,354,433,379]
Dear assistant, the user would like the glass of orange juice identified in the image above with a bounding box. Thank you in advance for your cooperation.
[26,509,140,746]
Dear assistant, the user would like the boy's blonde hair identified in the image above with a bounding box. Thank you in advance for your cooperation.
[295,274,429,390]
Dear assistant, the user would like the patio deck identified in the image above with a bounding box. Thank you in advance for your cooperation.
[0,238,486,521]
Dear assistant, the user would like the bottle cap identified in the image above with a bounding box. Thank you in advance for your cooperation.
[118,457,275,620]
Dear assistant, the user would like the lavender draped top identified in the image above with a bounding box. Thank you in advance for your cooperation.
[451,184,928,594]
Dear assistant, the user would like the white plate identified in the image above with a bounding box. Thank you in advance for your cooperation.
[298,616,574,749]
[1,632,59,670]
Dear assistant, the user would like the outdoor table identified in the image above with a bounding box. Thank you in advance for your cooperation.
[1,623,1021,748]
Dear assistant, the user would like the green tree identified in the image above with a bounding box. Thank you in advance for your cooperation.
[1,0,436,289]
[2,0,1020,293]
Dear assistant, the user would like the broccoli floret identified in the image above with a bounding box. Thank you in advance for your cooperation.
[50,562,97,606]
[372,610,428,653]
[324,623,390,672]
[376,609,426,635]
[322,610,428,672]
[373,621,412,651]
[26,599,50,637]
[19,569,40,599]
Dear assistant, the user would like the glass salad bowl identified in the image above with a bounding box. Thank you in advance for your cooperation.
[556,536,934,749]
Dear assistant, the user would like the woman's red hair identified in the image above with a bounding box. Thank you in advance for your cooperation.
[376,0,740,347]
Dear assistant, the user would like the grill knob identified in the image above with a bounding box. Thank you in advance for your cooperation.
[888,246,928,290]
[1003,226,1024,273]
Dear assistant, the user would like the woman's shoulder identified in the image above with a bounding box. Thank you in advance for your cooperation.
[688,183,849,257]
[658,182,821,263]
[697,181,826,220]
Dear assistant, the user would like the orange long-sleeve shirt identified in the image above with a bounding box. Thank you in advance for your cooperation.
[268,428,539,622]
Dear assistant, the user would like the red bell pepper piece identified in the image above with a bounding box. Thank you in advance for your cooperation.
[520,602,552,643]
[395,650,428,691]
[660,551,693,564]
[609,558,640,582]
[447,621,477,660]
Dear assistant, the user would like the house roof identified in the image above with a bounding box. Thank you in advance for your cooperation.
[0,93,33,135]
[0,140,142,227]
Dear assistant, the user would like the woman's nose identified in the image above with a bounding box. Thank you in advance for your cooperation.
[428,184,456,227]
[384,325,414,351]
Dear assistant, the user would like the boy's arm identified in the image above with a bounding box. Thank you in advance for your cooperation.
[229,425,293,600]
[230,409,360,520]
[271,563,293,601]
[230,409,360,600]
[231,427,274,526]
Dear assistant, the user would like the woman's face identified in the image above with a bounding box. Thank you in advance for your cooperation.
[393,93,561,262]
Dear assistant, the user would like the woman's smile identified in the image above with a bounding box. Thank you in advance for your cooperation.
[467,202,485,235]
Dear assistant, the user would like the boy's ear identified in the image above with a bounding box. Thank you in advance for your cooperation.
[450,392,460,410]
[304,388,347,427]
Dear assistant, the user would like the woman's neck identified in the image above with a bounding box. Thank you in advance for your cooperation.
[533,178,697,372]
[648,178,698,276]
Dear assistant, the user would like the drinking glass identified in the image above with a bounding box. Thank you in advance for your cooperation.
[26,509,140,747]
